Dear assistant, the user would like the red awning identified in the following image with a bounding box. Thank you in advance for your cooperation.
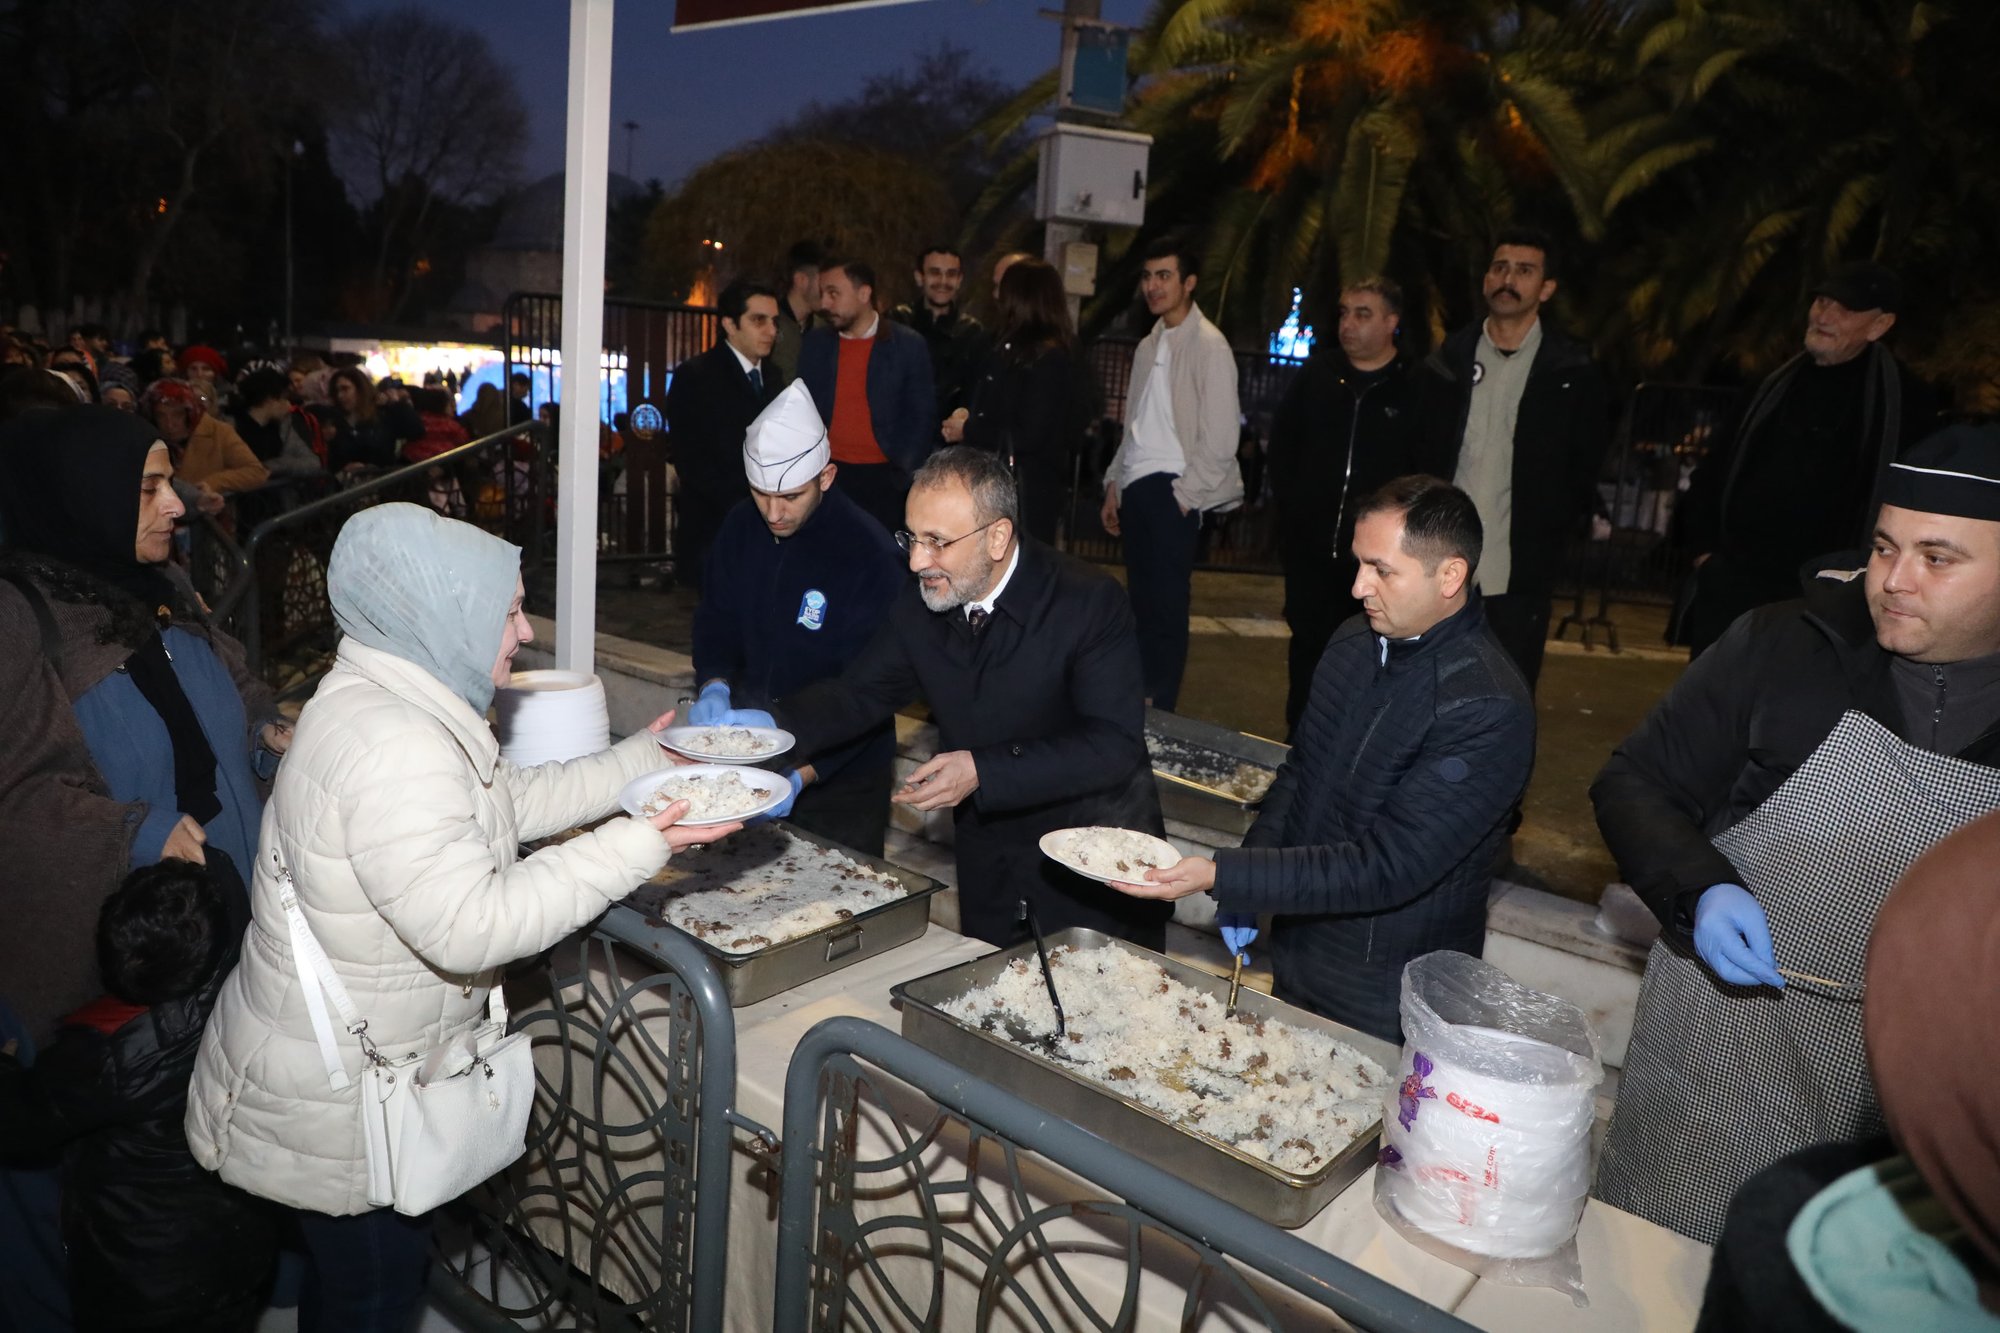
[673,0,927,31]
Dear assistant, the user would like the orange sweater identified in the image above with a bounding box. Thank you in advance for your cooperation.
[828,335,885,465]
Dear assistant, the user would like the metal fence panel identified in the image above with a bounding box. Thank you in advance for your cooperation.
[433,912,738,1331]
[1554,382,1742,649]
[199,423,549,689]
[773,1015,1473,1333]
[503,293,720,569]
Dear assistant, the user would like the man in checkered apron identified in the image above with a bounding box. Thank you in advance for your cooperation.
[1588,424,2000,1243]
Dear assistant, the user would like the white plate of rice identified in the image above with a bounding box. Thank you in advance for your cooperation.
[1039,826,1180,884]
[655,724,795,761]
[617,764,787,826]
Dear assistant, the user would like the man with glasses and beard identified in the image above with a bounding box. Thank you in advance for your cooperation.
[775,446,1170,947]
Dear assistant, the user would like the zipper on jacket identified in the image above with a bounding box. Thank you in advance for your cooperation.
[1932,664,1947,749]
[1329,373,1385,560]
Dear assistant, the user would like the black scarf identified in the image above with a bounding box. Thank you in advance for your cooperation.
[0,406,220,822]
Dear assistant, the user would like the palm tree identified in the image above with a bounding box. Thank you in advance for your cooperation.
[975,0,1620,345]
[1591,0,2000,384]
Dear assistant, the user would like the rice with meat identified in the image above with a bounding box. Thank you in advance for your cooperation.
[630,825,908,954]
[939,945,1385,1174]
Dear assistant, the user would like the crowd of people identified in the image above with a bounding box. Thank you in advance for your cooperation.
[0,218,1996,1333]
[0,327,551,532]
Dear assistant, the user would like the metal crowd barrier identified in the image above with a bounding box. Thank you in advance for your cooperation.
[1555,382,1741,650]
[433,910,740,1332]
[773,1015,1474,1333]
[200,422,550,689]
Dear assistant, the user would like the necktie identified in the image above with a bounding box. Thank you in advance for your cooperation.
[967,607,990,635]
[749,366,764,394]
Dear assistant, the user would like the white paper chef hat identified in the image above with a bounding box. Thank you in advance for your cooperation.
[742,380,830,492]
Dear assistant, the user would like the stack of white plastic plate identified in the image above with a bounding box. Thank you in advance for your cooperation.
[494,669,610,766]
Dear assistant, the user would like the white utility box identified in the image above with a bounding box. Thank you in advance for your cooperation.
[1035,124,1153,228]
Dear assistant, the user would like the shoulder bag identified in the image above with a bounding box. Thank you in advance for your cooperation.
[276,859,535,1216]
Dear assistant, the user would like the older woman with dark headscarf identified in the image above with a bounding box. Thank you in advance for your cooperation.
[0,406,284,1045]
[186,502,734,1331]
[1696,813,2000,1330]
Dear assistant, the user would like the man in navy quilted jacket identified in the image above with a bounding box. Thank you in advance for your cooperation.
[1109,475,1535,1041]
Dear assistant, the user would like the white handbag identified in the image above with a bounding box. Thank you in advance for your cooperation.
[278,862,535,1216]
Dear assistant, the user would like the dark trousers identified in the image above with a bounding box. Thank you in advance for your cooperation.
[0,1003,67,1333]
[1119,471,1201,711]
[1281,553,1359,737]
[836,463,910,536]
[295,1207,434,1333]
[672,494,729,589]
[787,758,893,858]
[1480,591,1552,692]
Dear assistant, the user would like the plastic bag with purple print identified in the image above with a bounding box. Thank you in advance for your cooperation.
[1372,951,1603,1305]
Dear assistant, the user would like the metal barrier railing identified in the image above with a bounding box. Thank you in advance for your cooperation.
[203,423,550,687]
[773,1015,1474,1333]
[433,908,741,1332]
[1555,382,1741,649]
[1066,337,1303,573]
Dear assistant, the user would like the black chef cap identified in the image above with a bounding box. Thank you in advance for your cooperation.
[1881,424,2000,522]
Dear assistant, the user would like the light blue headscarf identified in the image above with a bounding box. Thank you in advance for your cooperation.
[327,503,522,714]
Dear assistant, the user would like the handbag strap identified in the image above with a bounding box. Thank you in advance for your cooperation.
[273,853,510,1094]
[276,858,366,1092]
[0,571,62,676]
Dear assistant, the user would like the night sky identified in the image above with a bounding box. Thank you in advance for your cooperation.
[354,0,1152,191]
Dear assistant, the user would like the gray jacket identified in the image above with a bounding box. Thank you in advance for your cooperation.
[1105,302,1245,514]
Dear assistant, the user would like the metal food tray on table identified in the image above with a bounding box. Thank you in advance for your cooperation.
[1145,707,1289,836]
[892,927,1398,1229]
[625,822,942,1008]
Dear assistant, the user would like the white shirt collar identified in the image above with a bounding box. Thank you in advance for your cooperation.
[1378,631,1421,665]
[728,342,761,377]
[966,543,1021,619]
[838,312,880,341]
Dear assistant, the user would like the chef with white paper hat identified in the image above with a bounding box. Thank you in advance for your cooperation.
[687,381,906,855]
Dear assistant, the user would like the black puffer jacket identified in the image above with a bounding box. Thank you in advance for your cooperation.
[0,855,273,1330]
[1213,594,1536,1042]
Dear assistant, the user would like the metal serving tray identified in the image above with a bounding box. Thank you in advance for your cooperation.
[1145,708,1289,837]
[625,823,941,1008]
[892,928,1398,1229]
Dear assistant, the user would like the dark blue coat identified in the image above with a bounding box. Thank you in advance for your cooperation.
[692,486,904,785]
[1214,594,1535,1042]
[797,317,938,474]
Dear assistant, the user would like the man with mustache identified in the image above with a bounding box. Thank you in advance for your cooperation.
[1414,227,1607,691]
[1590,424,2000,1243]
[1674,262,1935,655]
[776,445,1169,948]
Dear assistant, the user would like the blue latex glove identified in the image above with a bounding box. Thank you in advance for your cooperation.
[686,680,733,726]
[1218,911,1258,963]
[747,770,805,825]
[1693,883,1785,989]
[723,707,777,728]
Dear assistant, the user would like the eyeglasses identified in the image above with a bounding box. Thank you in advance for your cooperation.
[895,519,998,555]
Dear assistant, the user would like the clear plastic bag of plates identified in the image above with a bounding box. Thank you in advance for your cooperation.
[1374,951,1603,1304]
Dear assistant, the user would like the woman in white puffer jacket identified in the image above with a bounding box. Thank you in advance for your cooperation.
[186,502,734,1331]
